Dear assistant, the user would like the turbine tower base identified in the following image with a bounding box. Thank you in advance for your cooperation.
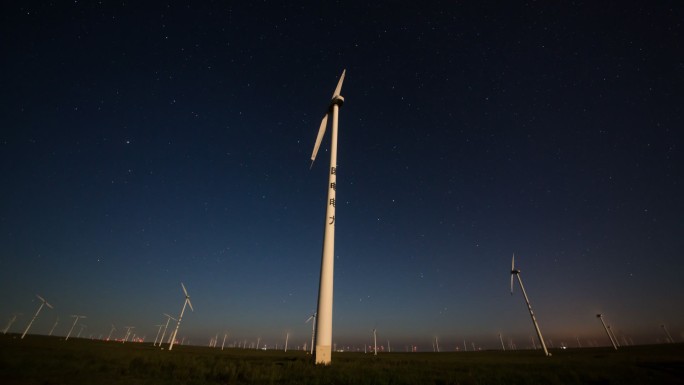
[315,345,332,365]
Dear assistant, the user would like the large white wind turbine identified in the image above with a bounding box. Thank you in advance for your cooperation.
[596,314,618,350]
[310,69,346,365]
[373,329,378,356]
[168,282,193,351]
[305,311,316,355]
[21,295,53,339]
[510,254,550,356]
[65,315,86,341]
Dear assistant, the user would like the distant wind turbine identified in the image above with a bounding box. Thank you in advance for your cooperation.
[21,295,53,339]
[285,332,289,352]
[3,313,21,334]
[305,312,316,355]
[510,254,550,356]
[49,317,59,336]
[65,315,86,341]
[157,313,176,347]
[168,282,193,351]
[661,324,674,343]
[107,324,116,341]
[596,314,618,350]
[222,333,228,350]
[153,324,164,346]
[122,326,135,343]
[373,328,377,356]
[77,324,87,338]
[499,332,506,351]
[310,69,346,365]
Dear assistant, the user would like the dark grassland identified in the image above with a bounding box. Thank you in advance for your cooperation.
[1,335,683,384]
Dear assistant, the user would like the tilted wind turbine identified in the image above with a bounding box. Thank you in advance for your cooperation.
[21,295,53,339]
[510,254,550,356]
[168,282,193,351]
[3,313,21,334]
[65,315,86,341]
[596,314,618,350]
[310,69,346,365]
[49,317,59,336]
[107,324,116,341]
[157,313,176,347]
[305,311,316,355]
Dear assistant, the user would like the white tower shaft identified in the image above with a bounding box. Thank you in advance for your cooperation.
[21,302,46,339]
[168,299,189,351]
[515,273,550,356]
[315,99,341,365]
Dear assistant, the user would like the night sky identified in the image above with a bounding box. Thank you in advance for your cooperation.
[2,1,683,351]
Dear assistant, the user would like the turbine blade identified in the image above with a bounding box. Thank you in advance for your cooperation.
[45,302,54,309]
[510,274,514,295]
[332,69,346,98]
[305,316,313,323]
[187,298,194,312]
[511,253,515,271]
[310,113,329,167]
[181,282,189,297]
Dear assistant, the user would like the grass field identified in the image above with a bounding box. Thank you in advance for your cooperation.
[1,334,683,384]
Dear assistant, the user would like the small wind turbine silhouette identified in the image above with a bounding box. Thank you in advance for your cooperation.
[510,254,550,356]
[661,324,674,343]
[310,69,346,365]
[168,282,193,351]
[65,315,86,341]
[373,328,377,356]
[596,314,618,350]
[157,313,176,347]
[48,317,59,336]
[153,324,164,346]
[499,332,506,351]
[21,295,53,339]
[305,311,316,355]
[3,313,21,334]
[107,324,116,341]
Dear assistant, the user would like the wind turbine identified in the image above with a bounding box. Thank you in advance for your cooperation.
[77,324,87,338]
[48,317,59,336]
[222,333,228,350]
[157,313,176,347]
[107,324,116,341]
[661,324,674,343]
[305,312,316,355]
[21,295,53,339]
[310,69,346,365]
[168,282,193,351]
[3,313,21,334]
[122,326,135,343]
[499,332,506,351]
[373,328,377,356]
[596,314,618,350]
[153,324,164,346]
[285,332,289,352]
[65,315,86,341]
[510,254,550,356]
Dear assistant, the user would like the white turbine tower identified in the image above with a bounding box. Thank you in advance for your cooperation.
[373,329,377,356]
[596,314,618,350]
[310,69,346,365]
[222,333,228,350]
[305,312,316,355]
[153,324,164,346]
[107,324,116,341]
[510,254,550,356]
[661,324,674,343]
[499,332,506,351]
[65,315,86,341]
[3,313,21,334]
[48,317,59,336]
[168,282,193,351]
[157,313,176,347]
[21,295,53,339]
[285,332,289,352]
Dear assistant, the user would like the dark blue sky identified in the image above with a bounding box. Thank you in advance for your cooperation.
[1,1,682,350]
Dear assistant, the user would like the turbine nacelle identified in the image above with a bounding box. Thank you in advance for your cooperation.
[310,70,346,168]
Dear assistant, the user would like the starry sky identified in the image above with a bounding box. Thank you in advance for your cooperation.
[1,1,683,350]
